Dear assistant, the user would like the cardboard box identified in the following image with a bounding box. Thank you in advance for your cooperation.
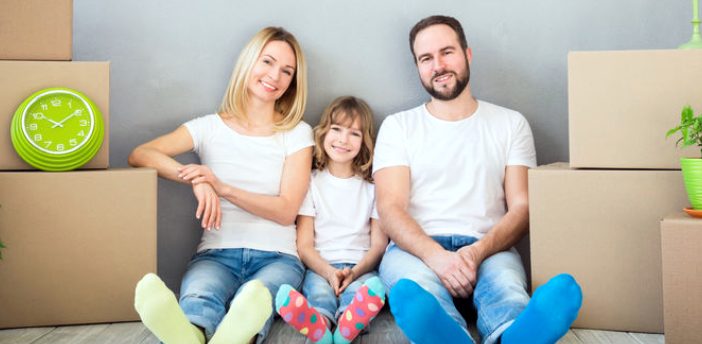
[529,163,688,333]
[661,212,702,343]
[0,61,109,170]
[568,50,702,169]
[0,168,157,328]
[0,0,73,60]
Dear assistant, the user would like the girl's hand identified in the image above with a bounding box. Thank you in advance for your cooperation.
[326,269,348,296]
[337,267,355,294]
[178,164,222,192]
[192,182,221,231]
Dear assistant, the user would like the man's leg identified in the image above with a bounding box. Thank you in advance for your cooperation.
[380,244,475,344]
[472,248,529,344]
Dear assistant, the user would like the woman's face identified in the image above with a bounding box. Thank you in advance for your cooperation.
[247,40,296,105]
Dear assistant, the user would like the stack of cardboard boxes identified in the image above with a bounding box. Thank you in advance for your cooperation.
[529,49,702,334]
[0,0,156,328]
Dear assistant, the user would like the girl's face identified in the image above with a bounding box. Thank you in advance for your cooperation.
[323,115,363,166]
[247,40,296,104]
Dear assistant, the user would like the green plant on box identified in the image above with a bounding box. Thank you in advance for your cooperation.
[667,105,702,210]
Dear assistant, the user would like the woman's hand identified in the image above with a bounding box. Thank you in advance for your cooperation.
[178,164,223,193]
[192,182,221,231]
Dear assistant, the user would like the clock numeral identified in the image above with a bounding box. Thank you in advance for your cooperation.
[40,103,48,111]
[67,100,73,109]
[33,134,42,142]
[77,130,85,137]
[50,98,61,107]
[43,141,52,148]
[75,109,83,117]
[32,112,45,120]
[28,124,38,131]
[79,119,88,127]
[56,144,65,151]
[69,138,78,146]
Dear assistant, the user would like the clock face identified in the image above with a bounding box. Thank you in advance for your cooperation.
[10,87,104,171]
[21,89,95,155]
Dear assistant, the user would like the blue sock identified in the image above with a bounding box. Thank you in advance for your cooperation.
[389,279,472,344]
[501,273,582,344]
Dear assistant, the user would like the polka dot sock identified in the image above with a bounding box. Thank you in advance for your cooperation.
[333,276,386,344]
[275,284,332,343]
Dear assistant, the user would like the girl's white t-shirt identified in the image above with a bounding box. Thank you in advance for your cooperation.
[184,114,314,256]
[372,100,536,239]
[298,169,379,264]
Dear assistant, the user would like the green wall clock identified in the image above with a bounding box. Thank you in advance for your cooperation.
[10,87,104,171]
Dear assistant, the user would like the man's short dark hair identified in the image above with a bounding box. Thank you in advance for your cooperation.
[409,15,468,61]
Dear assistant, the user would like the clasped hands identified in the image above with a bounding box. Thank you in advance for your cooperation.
[326,267,356,296]
[177,164,222,231]
[425,245,483,298]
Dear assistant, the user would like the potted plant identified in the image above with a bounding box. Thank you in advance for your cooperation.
[667,105,702,211]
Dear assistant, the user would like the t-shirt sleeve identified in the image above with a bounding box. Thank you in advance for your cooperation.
[507,115,537,168]
[372,115,408,175]
[183,115,214,155]
[298,187,315,217]
[285,121,314,156]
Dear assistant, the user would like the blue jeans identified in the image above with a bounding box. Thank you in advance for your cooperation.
[301,263,379,325]
[380,235,529,344]
[179,248,304,341]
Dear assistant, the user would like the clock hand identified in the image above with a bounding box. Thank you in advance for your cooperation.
[44,117,64,128]
[52,110,79,128]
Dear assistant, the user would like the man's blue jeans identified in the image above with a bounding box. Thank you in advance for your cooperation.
[379,235,529,344]
[179,248,304,341]
[301,263,379,324]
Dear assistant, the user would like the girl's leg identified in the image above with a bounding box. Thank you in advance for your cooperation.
[134,273,205,344]
[276,269,336,343]
[333,273,386,344]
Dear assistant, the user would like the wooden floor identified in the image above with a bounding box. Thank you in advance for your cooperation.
[0,321,665,344]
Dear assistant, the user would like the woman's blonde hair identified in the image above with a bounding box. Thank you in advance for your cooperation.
[313,96,375,182]
[219,27,307,131]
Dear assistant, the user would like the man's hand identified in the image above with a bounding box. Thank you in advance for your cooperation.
[424,249,475,298]
[192,182,221,231]
[456,244,483,291]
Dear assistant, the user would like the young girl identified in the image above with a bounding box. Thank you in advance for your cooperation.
[128,26,313,344]
[275,96,388,344]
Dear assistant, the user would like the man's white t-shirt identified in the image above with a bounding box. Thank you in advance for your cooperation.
[184,114,314,256]
[372,100,536,238]
[298,169,379,264]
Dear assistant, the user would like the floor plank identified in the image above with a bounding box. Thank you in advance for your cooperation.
[557,330,584,344]
[628,332,664,344]
[99,323,156,344]
[30,324,109,344]
[573,329,640,344]
[0,327,54,344]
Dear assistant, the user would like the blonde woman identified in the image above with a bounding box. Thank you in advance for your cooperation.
[129,26,312,344]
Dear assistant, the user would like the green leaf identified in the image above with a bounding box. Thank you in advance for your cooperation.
[0,240,4,260]
[683,106,694,122]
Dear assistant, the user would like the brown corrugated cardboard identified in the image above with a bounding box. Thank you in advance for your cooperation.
[568,50,702,169]
[529,163,688,333]
[0,168,157,328]
[0,61,109,170]
[0,0,73,60]
[661,212,702,343]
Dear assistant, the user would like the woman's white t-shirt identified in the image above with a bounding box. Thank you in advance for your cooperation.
[184,114,313,256]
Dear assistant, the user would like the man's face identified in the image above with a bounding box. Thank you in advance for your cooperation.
[412,24,471,101]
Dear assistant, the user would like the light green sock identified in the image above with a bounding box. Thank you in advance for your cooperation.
[209,279,273,344]
[134,273,205,344]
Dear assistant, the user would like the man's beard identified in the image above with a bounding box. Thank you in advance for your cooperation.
[422,63,470,101]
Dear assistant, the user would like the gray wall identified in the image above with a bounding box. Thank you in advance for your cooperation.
[74,0,691,291]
